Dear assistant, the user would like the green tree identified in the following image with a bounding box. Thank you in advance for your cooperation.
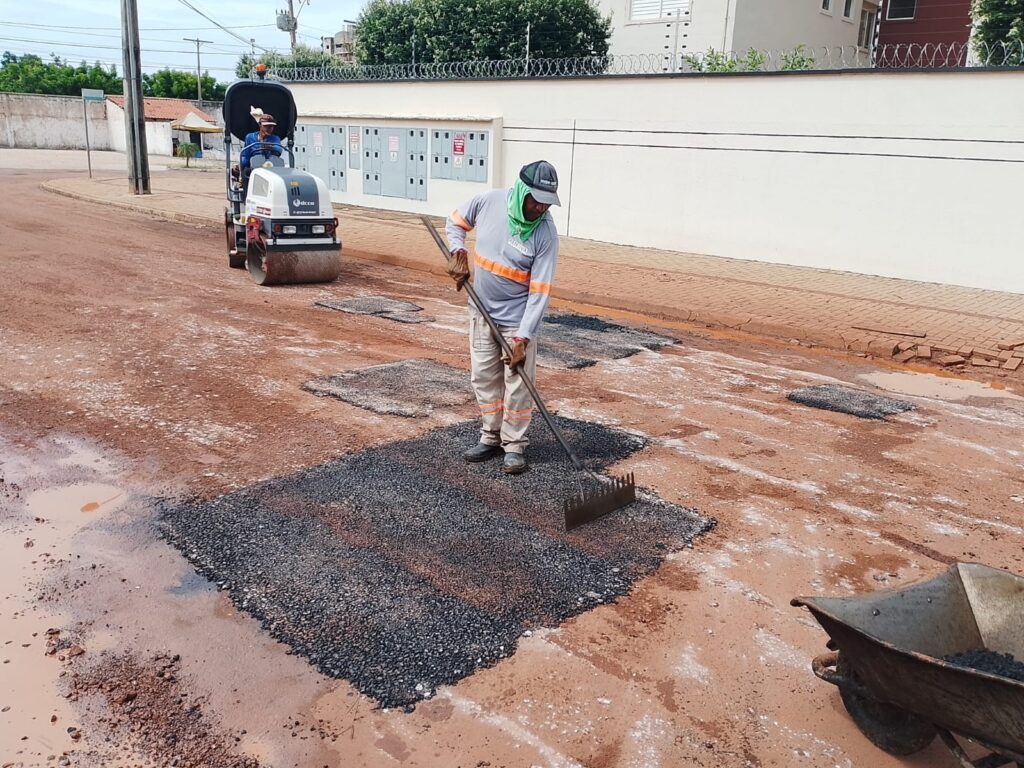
[176,141,200,167]
[143,68,226,100]
[0,51,121,95]
[236,44,335,78]
[972,0,1024,65]
[352,0,610,65]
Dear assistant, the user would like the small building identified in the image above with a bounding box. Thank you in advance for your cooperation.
[596,0,881,64]
[106,96,218,157]
[322,24,357,63]
[877,0,973,51]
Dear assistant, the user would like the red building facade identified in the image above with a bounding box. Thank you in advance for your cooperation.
[877,0,973,48]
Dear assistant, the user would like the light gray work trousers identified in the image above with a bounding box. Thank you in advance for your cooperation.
[468,304,538,454]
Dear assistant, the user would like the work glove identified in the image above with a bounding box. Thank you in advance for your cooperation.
[447,248,470,291]
[503,337,529,370]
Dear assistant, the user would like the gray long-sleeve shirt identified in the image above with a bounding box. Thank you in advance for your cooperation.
[445,188,559,340]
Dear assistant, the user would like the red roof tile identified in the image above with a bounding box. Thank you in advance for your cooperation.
[106,96,214,123]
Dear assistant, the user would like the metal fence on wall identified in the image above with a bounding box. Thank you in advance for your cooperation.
[263,41,1024,83]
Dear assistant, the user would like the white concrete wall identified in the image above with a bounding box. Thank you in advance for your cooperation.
[730,0,865,53]
[290,70,1024,294]
[106,103,174,156]
[0,92,110,150]
[596,0,730,60]
[596,0,868,59]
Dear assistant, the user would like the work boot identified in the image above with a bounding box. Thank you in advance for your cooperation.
[464,442,502,463]
[502,452,528,475]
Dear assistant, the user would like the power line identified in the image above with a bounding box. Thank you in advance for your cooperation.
[3,45,239,72]
[1,20,276,32]
[173,0,271,52]
[0,35,245,55]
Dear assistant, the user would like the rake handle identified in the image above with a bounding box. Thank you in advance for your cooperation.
[422,216,590,475]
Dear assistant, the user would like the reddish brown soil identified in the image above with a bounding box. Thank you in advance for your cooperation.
[2,170,1022,767]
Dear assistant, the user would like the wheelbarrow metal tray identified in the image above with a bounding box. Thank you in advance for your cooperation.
[793,563,1024,755]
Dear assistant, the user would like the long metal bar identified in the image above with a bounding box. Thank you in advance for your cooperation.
[421,216,590,475]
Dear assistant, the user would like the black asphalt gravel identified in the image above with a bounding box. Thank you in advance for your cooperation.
[159,418,712,709]
[786,384,914,420]
[303,359,473,417]
[944,649,1024,683]
[537,312,676,370]
[316,296,435,324]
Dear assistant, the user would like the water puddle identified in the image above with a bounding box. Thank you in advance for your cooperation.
[859,371,1024,403]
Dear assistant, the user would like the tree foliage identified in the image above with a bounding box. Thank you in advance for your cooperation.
[236,44,335,78]
[972,0,1024,64]
[353,0,611,65]
[0,51,121,95]
[0,53,226,100]
[143,68,225,101]
[176,141,200,167]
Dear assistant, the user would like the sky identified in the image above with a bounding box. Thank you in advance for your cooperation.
[2,0,366,81]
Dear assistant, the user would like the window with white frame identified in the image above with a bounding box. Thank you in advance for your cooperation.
[858,7,877,47]
[821,0,832,11]
[887,0,915,19]
[630,0,690,21]
[843,0,855,17]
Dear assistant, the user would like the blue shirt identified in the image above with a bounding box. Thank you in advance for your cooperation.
[240,131,282,170]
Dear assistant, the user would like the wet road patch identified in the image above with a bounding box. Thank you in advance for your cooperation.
[316,295,434,324]
[538,312,676,369]
[303,359,472,417]
[787,384,914,420]
[159,419,712,709]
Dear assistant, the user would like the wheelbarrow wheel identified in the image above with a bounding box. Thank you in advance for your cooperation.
[837,656,936,756]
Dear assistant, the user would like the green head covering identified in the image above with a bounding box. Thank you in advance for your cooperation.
[507,180,546,242]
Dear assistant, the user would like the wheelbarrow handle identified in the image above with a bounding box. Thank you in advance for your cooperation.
[811,652,871,699]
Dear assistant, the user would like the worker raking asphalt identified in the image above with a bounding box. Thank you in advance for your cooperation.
[159,418,712,709]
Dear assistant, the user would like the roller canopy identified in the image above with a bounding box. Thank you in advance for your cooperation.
[222,79,297,142]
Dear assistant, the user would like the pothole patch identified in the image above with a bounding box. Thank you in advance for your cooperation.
[303,359,473,417]
[159,418,712,710]
[316,296,435,324]
[538,312,676,369]
[787,384,915,420]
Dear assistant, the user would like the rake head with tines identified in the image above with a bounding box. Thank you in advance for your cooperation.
[564,472,637,532]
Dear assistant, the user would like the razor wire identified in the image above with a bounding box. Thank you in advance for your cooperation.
[262,41,1024,82]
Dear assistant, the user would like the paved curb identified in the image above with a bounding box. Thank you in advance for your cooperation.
[41,181,218,229]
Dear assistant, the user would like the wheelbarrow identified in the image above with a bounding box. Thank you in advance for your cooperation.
[792,563,1024,767]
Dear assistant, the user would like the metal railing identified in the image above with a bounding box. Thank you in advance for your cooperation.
[262,41,1024,82]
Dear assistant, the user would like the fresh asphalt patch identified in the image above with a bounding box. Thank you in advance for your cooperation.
[316,295,435,324]
[787,384,915,420]
[303,359,473,417]
[159,418,713,710]
[538,312,676,369]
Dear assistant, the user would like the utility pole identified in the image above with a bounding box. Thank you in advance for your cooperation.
[183,37,212,101]
[525,22,531,76]
[120,0,150,194]
[287,0,297,50]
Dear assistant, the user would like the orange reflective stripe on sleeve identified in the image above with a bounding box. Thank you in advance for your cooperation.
[451,210,473,232]
[528,280,551,295]
[474,252,530,285]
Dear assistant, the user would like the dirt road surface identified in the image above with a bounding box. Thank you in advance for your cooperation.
[2,169,1023,767]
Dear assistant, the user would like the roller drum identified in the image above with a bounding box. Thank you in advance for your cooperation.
[246,246,342,286]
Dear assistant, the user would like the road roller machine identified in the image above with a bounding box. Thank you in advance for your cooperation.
[223,74,342,286]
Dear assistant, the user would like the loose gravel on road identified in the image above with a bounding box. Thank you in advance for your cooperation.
[787,384,915,420]
[159,418,711,709]
[303,359,474,417]
[537,312,676,369]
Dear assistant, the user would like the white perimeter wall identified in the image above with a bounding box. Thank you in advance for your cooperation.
[290,70,1024,294]
[0,92,110,150]
[106,103,174,156]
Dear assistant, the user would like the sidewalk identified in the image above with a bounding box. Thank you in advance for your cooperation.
[44,171,1024,380]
